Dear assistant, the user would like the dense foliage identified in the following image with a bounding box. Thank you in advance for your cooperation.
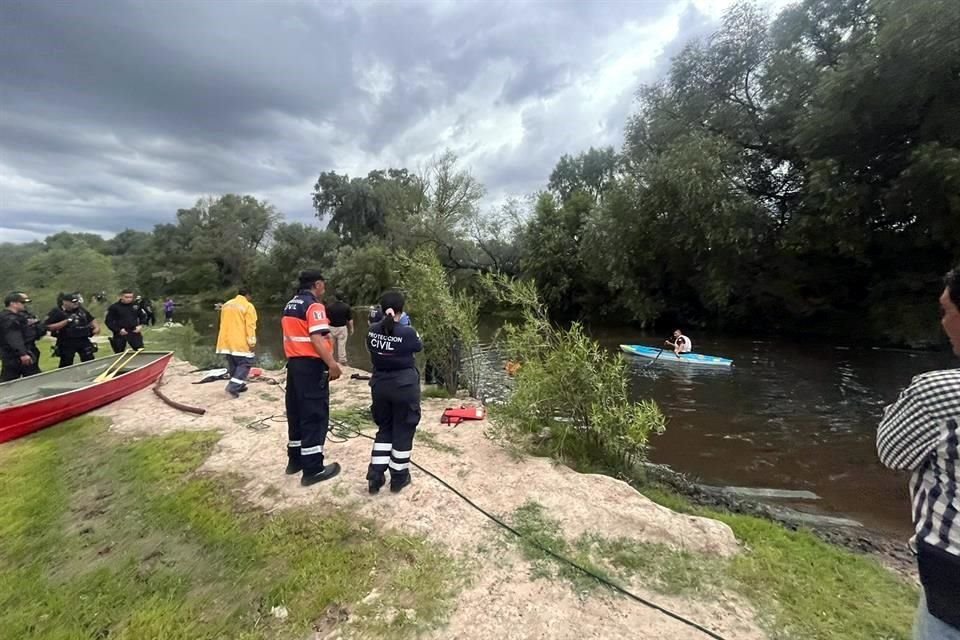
[396,249,480,395]
[521,0,960,345]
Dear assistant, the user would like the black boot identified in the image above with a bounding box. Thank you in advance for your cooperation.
[390,473,411,493]
[285,459,302,475]
[367,470,385,494]
[301,462,342,486]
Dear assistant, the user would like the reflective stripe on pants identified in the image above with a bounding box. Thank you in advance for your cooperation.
[225,354,254,394]
[285,357,330,473]
[368,376,421,481]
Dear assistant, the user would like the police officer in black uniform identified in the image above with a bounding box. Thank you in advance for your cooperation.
[0,292,45,381]
[45,292,100,368]
[105,289,145,353]
[366,290,423,494]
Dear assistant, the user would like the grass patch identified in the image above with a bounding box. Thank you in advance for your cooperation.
[144,323,222,369]
[508,501,614,594]
[421,386,454,400]
[637,484,916,640]
[507,496,915,639]
[415,431,463,455]
[576,534,727,597]
[330,407,377,431]
[0,417,459,640]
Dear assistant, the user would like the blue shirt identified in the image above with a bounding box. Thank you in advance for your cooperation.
[367,320,422,372]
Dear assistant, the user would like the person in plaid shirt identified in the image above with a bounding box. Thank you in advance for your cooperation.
[878,265,960,638]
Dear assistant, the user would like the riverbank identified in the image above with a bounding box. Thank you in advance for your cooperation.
[1,356,919,639]
[632,462,917,581]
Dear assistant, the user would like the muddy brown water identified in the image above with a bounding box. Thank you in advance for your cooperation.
[184,307,954,538]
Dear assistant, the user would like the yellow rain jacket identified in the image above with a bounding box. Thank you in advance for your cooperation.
[215,294,257,357]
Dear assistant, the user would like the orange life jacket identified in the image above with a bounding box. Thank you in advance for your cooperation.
[281,290,332,359]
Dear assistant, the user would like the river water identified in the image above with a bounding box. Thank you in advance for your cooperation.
[184,307,954,537]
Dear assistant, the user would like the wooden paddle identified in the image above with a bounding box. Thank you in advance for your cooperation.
[94,349,142,383]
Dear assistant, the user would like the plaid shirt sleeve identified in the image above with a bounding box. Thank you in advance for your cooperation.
[878,370,960,470]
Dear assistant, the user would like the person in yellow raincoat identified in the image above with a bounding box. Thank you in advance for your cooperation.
[216,287,258,398]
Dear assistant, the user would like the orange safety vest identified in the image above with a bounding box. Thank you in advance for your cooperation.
[281,290,332,359]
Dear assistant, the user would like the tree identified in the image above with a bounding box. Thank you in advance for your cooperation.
[548,147,619,203]
[397,249,480,395]
[587,0,960,343]
[251,223,340,301]
[313,172,390,245]
[517,192,596,317]
[328,243,395,304]
[44,231,111,254]
[179,194,279,289]
[22,246,116,299]
[0,242,43,294]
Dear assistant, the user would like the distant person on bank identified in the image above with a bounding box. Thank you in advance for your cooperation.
[216,287,258,398]
[137,295,156,326]
[0,292,44,381]
[45,292,99,368]
[163,297,176,324]
[877,265,960,639]
[366,290,423,494]
[105,290,145,353]
[665,328,692,355]
[327,291,354,366]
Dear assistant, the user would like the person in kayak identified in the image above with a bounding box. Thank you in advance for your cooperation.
[366,290,422,494]
[664,329,693,355]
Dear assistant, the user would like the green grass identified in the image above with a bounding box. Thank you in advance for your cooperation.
[0,417,459,640]
[508,500,726,598]
[508,501,616,594]
[33,320,222,373]
[636,487,917,639]
[415,431,463,455]
[421,386,454,400]
[330,407,377,431]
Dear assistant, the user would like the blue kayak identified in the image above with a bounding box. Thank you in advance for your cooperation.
[620,344,733,367]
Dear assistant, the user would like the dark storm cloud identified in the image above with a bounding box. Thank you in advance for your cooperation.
[0,0,754,241]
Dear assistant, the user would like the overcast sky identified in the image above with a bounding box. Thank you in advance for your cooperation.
[0,0,791,243]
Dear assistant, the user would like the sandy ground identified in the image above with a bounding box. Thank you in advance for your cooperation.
[95,359,767,640]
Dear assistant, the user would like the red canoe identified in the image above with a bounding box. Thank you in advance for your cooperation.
[0,351,173,444]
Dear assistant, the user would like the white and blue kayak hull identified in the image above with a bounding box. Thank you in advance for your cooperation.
[620,344,733,367]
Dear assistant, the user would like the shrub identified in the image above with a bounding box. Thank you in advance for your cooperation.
[396,249,480,395]
[485,275,665,472]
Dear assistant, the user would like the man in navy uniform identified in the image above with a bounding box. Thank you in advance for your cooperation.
[281,270,343,486]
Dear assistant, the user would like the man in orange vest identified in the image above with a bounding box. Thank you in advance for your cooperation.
[282,270,343,486]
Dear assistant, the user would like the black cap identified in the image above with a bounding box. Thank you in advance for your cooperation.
[299,269,325,281]
[65,292,81,303]
[4,292,31,305]
[298,269,325,285]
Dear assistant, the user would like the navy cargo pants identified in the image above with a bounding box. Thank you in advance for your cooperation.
[367,369,421,483]
[285,357,330,474]
[225,354,254,396]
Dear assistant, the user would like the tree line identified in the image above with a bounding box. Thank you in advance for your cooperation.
[2,0,956,346]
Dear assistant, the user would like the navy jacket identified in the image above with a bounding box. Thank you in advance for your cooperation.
[367,320,422,371]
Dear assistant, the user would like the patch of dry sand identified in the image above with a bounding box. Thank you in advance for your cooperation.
[95,359,767,640]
